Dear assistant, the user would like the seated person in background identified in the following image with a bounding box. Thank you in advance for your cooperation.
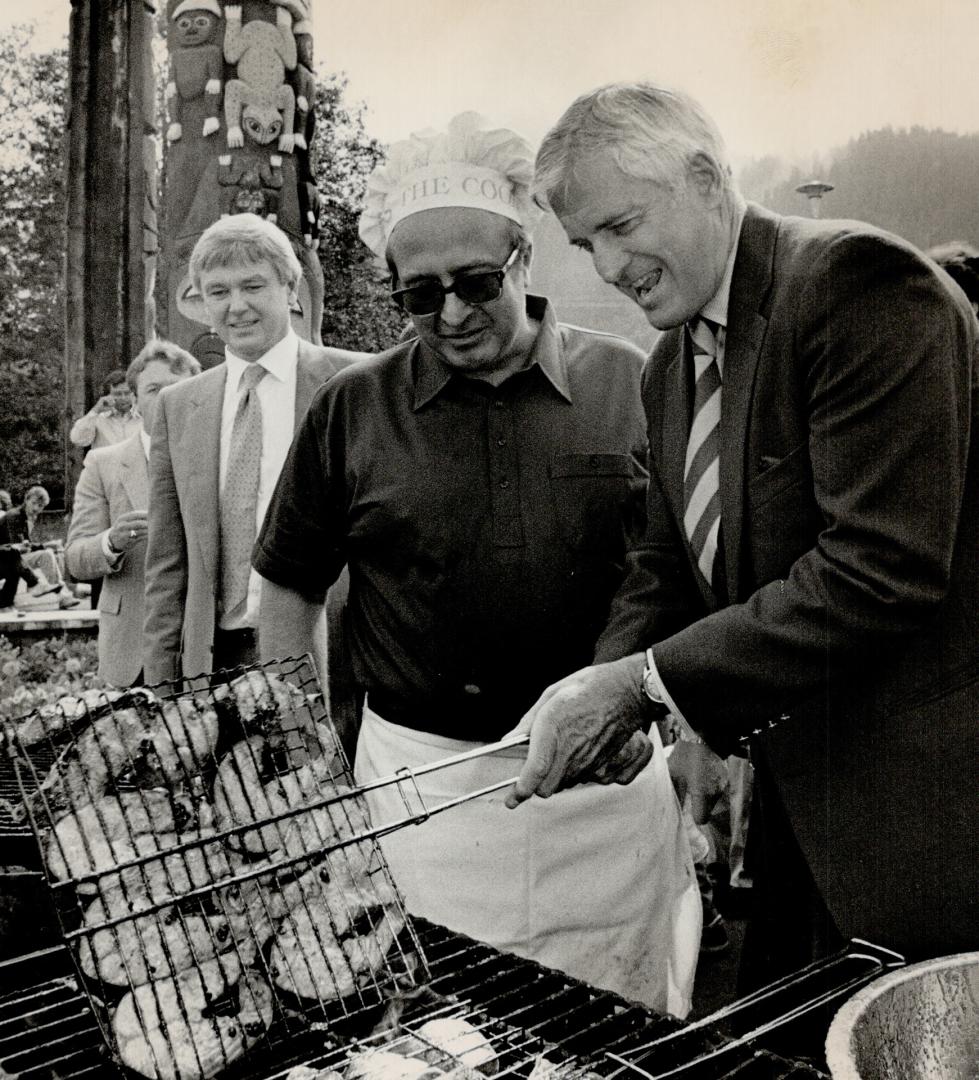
[67,341,200,686]
[0,486,79,609]
[69,369,141,452]
[256,113,701,1018]
[927,240,979,314]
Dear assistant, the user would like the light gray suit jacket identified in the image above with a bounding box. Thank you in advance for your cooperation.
[142,341,365,684]
[65,433,149,686]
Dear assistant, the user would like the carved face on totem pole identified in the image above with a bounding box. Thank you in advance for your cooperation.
[173,10,220,47]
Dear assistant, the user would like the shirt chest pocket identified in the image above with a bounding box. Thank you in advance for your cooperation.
[550,453,640,554]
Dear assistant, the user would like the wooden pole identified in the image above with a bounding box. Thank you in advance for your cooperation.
[64,0,157,509]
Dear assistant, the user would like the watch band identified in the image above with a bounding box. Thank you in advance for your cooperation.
[642,647,704,744]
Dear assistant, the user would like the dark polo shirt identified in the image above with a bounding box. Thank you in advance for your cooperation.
[255,297,648,740]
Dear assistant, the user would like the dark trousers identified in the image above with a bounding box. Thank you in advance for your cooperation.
[738,751,845,1062]
[0,549,36,606]
[212,627,259,673]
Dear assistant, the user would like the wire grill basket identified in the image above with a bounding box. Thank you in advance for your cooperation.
[5,657,427,1080]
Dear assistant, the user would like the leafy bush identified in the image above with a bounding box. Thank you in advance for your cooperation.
[0,635,103,721]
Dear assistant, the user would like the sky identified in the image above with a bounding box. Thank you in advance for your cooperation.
[5,0,979,167]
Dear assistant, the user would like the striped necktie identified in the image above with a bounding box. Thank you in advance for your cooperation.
[219,362,268,619]
[683,317,724,592]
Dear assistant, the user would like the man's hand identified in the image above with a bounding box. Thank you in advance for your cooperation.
[108,509,148,554]
[504,653,647,808]
[667,740,728,825]
[93,395,114,415]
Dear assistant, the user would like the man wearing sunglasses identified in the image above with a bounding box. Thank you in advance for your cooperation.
[255,112,701,1017]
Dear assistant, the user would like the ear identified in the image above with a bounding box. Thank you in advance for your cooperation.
[687,151,726,205]
[517,240,534,287]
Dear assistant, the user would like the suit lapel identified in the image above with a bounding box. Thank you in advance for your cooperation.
[661,330,691,524]
[184,367,226,583]
[294,341,328,426]
[720,204,776,602]
[118,433,149,511]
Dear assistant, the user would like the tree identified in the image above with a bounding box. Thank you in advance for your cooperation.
[0,25,67,504]
[740,127,979,250]
[311,73,406,351]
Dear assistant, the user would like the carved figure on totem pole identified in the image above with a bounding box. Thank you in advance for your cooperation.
[217,153,284,220]
[223,4,297,152]
[166,0,223,142]
[159,0,325,360]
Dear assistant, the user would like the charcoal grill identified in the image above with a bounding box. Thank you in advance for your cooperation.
[0,924,905,1080]
[1,659,905,1080]
[5,659,431,1079]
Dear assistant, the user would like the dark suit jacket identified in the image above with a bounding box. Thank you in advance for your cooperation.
[596,203,979,959]
[143,339,367,683]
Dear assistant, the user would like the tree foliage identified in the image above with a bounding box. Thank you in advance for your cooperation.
[0,25,67,503]
[311,73,406,351]
[740,127,979,250]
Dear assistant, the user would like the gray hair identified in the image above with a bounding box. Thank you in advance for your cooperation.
[534,82,735,211]
[126,339,201,394]
[189,213,301,291]
[25,485,50,508]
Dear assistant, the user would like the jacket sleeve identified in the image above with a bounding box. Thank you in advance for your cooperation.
[142,395,187,684]
[69,411,99,448]
[65,454,117,581]
[654,233,976,750]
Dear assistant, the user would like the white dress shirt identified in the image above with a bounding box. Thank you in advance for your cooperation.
[218,329,300,630]
[650,197,746,730]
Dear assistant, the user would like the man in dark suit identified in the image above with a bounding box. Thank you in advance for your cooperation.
[143,213,367,683]
[506,82,978,982]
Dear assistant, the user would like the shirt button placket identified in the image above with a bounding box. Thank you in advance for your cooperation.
[489,397,522,546]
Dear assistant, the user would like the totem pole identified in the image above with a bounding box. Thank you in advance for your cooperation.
[157,0,323,366]
[65,0,158,504]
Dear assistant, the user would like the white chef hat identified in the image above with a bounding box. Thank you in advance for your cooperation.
[171,0,222,20]
[359,111,539,260]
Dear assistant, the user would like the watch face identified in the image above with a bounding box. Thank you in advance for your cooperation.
[641,664,661,704]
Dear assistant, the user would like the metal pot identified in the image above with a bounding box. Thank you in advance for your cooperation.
[825,951,979,1079]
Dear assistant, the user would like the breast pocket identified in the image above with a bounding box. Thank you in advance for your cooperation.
[98,588,122,616]
[550,453,640,554]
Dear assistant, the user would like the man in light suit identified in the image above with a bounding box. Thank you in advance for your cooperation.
[143,213,367,683]
[66,341,200,685]
[506,83,978,984]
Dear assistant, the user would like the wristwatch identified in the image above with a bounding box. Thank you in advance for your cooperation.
[640,648,671,720]
[641,647,704,743]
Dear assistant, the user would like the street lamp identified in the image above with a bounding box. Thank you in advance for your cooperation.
[795,180,834,218]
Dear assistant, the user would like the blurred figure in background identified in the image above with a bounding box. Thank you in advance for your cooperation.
[69,369,141,452]
[66,341,200,685]
[0,486,78,610]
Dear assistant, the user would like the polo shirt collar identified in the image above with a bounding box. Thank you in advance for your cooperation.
[412,295,572,410]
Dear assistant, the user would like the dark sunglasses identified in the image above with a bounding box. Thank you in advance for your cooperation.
[391,246,521,316]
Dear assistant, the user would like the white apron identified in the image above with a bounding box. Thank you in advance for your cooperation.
[354,705,702,1017]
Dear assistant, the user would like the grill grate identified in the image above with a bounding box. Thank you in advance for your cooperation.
[0,923,828,1080]
[6,659,427,1079]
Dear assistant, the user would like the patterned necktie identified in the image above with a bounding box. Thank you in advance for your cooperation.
[219,363,267,618]
[683,317,724,592]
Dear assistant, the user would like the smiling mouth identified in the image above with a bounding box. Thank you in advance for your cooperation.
[442,329,483,343]
[631,269,662,300]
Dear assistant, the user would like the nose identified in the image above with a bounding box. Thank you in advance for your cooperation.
[228,287,249,313]
[591,237,630,286]
[438,291,472,327]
